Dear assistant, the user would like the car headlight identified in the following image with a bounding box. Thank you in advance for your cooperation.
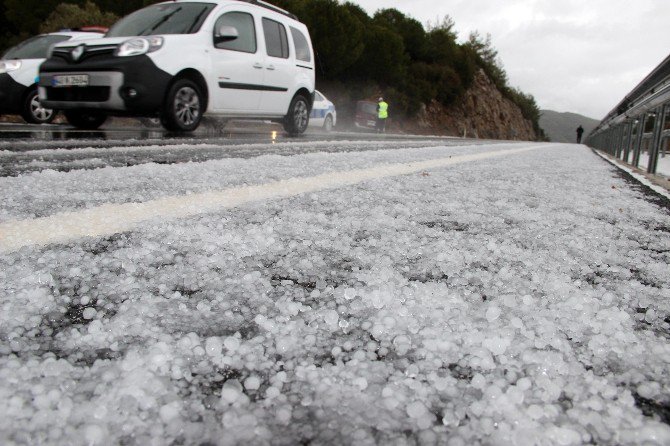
[0,60,22,74]
[116,37,164,57]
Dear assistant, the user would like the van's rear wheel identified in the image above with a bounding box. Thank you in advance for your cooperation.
[161,79,203,132]
[283,94,309,136]
[64,110,107,130]
[22,90,56,124]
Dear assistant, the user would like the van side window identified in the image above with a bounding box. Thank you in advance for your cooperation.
[262,18,289,59]
[214,12,256,53]
[290,27,310,62]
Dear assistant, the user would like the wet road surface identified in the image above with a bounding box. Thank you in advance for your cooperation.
[0,122,485,177]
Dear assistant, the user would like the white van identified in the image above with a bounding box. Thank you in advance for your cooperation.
[38,0,315,133]
[0,31,104,124]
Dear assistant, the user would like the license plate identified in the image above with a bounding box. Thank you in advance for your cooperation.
[53,75,89,87]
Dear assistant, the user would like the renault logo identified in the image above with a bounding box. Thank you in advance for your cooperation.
[71,45,85,62]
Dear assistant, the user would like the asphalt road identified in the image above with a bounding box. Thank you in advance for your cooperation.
[0,120,454,149]
[0,121,482,177]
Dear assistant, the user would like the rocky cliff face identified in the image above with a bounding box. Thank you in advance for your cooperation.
[408,69,538,141]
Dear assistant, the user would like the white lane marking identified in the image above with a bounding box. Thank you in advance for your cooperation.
[0,145,547,252]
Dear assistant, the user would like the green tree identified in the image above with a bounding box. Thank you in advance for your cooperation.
[373,9,427,61]
[465,31,508,90]
[350,24,406,85]
[93,0,157,17]
[1,0,158,51]
[0,1,16,52]
[341,1,370,25]
[407,62,463,105]
[426,25,460,66]
[301,0,366,78]
[40,2,118,33]
[273,0,366,79]
[4,0,67,35]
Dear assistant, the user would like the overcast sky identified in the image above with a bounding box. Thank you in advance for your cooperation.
[349,0,670,120]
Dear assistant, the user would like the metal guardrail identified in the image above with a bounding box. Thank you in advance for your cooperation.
[587,53,670,176]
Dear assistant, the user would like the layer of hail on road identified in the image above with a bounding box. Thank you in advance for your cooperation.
[1,141,670,446]
[0,145,543,252]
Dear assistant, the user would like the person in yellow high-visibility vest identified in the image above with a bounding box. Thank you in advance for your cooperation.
[376,97,388,133]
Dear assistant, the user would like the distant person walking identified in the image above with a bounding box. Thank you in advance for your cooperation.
[576,125,584,143]
[377,97,388,133]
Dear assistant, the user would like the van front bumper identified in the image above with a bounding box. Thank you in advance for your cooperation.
[38,55,172,115]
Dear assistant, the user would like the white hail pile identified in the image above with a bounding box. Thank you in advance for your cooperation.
[1,142,670,445]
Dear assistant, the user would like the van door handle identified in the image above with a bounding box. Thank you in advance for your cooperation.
[253,63,263,69]
[266,65,275,71]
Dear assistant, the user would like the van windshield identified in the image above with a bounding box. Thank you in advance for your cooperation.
[3,35,71,59]
[107,3,216,37]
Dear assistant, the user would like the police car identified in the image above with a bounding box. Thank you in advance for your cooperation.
[38,0,316,134]
[0,30,104,124]
[308,90,336,132]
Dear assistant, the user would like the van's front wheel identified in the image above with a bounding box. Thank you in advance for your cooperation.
[161,79,203,132]
[283,94,309,136]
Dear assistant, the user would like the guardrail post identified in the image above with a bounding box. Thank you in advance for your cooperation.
[615,125,624,158]
[623,120,633,161]
[633,115,647,168]
[662,105,670,161]
[648,105,667,174]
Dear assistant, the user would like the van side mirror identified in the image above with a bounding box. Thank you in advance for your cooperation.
[214,25,239,44]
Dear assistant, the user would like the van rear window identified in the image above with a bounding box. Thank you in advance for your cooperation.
[290,27,310,62]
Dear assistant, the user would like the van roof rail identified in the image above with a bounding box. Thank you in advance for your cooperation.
[235,0,298,20]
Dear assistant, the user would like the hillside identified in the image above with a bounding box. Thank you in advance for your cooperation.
[408,69,537,140]
[322,69,537,140]
[540,110,600,143]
